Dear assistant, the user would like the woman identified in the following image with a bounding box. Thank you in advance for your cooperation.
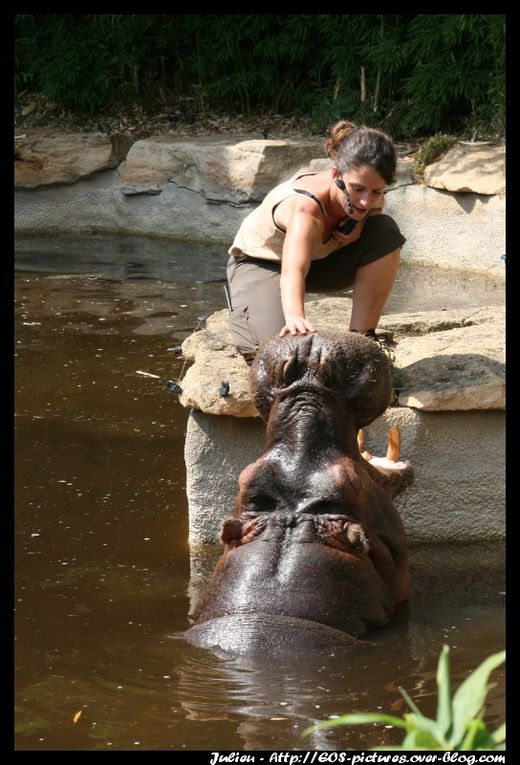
[226,120,405,360]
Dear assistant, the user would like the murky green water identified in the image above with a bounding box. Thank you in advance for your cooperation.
[14,235,505,751]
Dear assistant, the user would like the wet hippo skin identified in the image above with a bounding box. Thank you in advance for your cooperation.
[183,331,413,656]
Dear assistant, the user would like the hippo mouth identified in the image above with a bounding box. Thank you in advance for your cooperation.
[183,612,365,657]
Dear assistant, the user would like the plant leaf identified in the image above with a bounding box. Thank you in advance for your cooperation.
[302,712,408,737]
[491,722,506,744]
[449,649,505,747]
[435,644,453,738]
[404,713,442,739]
[399,685,440,740]
[459,718,494,750]
[402,728,441,749]
[399,686,422,716]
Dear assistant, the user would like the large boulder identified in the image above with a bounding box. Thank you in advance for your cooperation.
[423,142,505,195]
[15,129,134,187]
[118,135,325,201]
[383,184,504,273]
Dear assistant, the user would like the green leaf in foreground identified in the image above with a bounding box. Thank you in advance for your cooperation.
[303,645,505,751]
[448,649,505,747]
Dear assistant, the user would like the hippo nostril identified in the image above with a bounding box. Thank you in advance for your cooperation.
[283,355,297,384]
[273,354,299,387]
[274,357,286,386]
[319,358,333,387]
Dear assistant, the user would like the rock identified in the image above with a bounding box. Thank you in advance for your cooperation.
[14,169,252,241]
[391,308,505,410]
[423,143,505,195]
[377,305,499,336]
[384,184,505,275]
[185,411,266,544]
[15,129,135,188]
[178,299,504,415]
[179,313,257,417]
[119,134,324,201]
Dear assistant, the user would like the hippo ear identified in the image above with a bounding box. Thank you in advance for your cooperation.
[345,354,392,428]
[336,334,393,428]
[220,518,243,546]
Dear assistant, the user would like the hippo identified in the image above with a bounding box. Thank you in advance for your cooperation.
[183,331,413,656]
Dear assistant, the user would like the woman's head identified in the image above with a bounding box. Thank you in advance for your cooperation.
[324,120,397,185]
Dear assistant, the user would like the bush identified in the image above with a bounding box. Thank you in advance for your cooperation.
[413,133,459,180]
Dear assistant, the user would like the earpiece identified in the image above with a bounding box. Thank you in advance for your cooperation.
[335,178,346,191]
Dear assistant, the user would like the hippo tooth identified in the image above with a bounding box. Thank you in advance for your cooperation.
[385,428,401,462]
[358,427,374,461]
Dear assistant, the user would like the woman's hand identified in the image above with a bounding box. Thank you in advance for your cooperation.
[279,316,316,337]
[331,219,364,246]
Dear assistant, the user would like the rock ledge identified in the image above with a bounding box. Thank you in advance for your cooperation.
[179,299,504,415]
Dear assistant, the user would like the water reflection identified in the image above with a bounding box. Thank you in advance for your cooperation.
[14,236,505,751]
[169,630,415,750]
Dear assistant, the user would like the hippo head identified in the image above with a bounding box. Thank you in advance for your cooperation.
[251,330,393,430]
[183,332,412,657]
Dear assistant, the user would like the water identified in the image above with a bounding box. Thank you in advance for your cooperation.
[14,235,505,751]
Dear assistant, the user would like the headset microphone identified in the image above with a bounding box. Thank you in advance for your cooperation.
[335,177,354,214]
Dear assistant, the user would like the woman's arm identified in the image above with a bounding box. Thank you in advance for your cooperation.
[349,248,401,332]
[278,203,323,336]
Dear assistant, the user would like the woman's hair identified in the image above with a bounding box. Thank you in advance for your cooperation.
[324,120,396,185]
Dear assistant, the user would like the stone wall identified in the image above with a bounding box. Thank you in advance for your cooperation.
[15,129,505,276]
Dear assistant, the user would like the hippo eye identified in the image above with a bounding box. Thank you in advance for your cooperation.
[304,499,353,516]
[246,491,278,513]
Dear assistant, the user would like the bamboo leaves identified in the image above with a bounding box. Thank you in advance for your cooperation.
[15,14,505,137]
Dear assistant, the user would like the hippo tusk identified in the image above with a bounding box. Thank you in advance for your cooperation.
[357,430,373,460]
[386,428,400,462]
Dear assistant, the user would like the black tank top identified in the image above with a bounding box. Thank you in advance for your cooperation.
[292,188,326,216]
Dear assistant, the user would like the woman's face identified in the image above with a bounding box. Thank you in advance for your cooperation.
[340,165,387,219]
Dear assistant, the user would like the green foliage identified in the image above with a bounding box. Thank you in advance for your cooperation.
[399,15,505,136]
[413,133,459,180]
[15,14,505,139]
[302,645,505,750]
